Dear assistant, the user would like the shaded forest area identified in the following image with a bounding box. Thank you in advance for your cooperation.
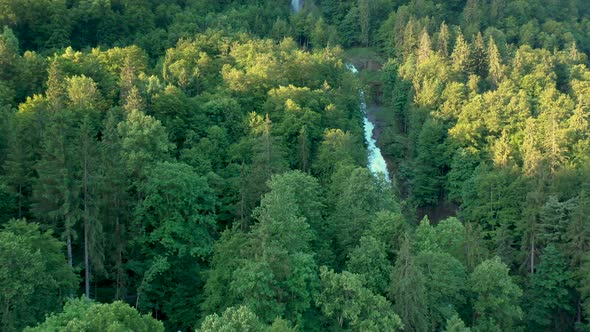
[1,0,590,331]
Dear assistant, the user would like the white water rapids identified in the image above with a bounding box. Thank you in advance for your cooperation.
[291,0,303,13]
[347,64,392,183]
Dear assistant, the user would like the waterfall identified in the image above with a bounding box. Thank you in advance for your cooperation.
[347,64,392,183]
[291,0,303,13]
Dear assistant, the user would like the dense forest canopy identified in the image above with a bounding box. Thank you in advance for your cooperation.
[1,0,590,331]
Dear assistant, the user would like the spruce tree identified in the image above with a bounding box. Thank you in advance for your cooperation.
[388,235,429,332]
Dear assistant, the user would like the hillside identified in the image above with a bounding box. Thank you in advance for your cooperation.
[1,1,590,331]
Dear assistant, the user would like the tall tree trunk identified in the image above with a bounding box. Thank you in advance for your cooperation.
[530,236,535,274]
[578,297,582,324]
[66,232,74,297]
[67,233,73,268]
[115,196,124,300]
[84,154,90,298]
[84,217,90,298]
[16,184,22,218]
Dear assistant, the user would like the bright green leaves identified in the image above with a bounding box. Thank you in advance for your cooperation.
[526,245,573,330]
[0,219,77,331]
[26,297,164,332]
[346,236,391,295]
[317,266,402,331]
[135,162,216,259]
[389,236,429,332]
[417,251,467,329]
[197,306,297,332]
[469,257,523,330]
[197,306,266,332]
[117,109,173,180]
[328,166,397,262]
[132,161,217,329]
[204,171,320,326]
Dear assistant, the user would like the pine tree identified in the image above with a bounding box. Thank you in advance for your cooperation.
[358,0,370,47]
[462,0,482,37]
[521,119,543,176]
[526,245,573,330]
[317,266,402,330]
[346,236,392,295]
[451,30,471,79]
[0,26,19,98]
[417,28,432,64]
[238,113,288,228]
[540,195,574,245]
[444,314,470,332]
[297,125,310,172]
[98,108,128,300]
[3,113,34,218]
[231,176,317,325]
[402,18,420,58]
[78,115,103,298]
[487,36,503,87]
[519,183,545,274]
[566,191,590,268]
[491,130,511,167]
[470,257,523,330]
[32,110,80,270]
[471,32,487,78]
[437,22,450,57]
[539,87,573,174]
[388,235,429,332]
[45,59,67,111]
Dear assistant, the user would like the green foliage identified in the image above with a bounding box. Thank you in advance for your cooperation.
[316,266,402,331]
[329,166,397,262]
[364,210,408,255]
[2,0,590,329]
[435,217,467,261]
[389,236,429,332]
[469,257,523,330]
[135,161,216,259]
[133,161,216,328]
[417,251,467,329]
[25,297,164,332]
[197,306,266,332]
[526,245,573,330]
[346,236,391,295]
[0,219,77,331]
[117,109,173,180]
[445,314,471,332]
[579,254,590,325]
[204,171,320,327]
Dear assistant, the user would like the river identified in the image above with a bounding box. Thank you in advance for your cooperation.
[291,0,303,13]
[347,64,391,183]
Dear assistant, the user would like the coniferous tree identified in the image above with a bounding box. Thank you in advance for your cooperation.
[97,110,129,300]
[389,235,429,332]
[451,30,471,78]
[470,257,523,330]
[526,245,573,330]
[346,236,391,295]
[0,219,77,330]
[471,32,487,78]
[487,36,503,87]
[437,22,450,58]
[417,28,432,64]
[358,0,370,47]
[32,110,79,269]
[317,266,402,331]
[78,115,103,299]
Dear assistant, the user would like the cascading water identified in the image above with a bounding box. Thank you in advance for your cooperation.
[291,0,303,13]
[347,64,392,183]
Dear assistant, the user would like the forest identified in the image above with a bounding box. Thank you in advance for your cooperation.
[1,0,590,331]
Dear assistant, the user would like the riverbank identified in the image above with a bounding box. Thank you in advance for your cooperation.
[345,48,396,181]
